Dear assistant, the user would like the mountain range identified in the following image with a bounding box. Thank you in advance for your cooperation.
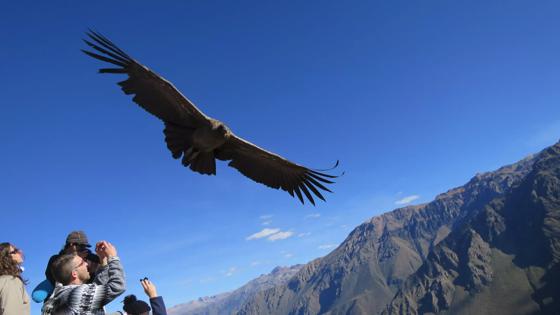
[170,141,560,314]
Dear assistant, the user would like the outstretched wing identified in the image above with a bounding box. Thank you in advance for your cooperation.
[216,134,340,205]
[82,30,211,128]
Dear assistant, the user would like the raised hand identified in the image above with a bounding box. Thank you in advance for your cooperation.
[140,278,158,298]
[95,241,117,259]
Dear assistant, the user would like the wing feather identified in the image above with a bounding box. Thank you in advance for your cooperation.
[293,186,305,204]
[81,50,128,67]
[82,31,211,128]
[307,172,335,184]
[303,180,326,202]
[87,29,132,59]
[82,39,130,64]
[217,134,338,205]
[304,174,332,193]
[298,182,315,206]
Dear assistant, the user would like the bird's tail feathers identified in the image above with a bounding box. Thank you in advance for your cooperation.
[164,123,216,175]
[188,151,216,175]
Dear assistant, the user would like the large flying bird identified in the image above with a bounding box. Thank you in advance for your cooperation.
[82,31,340,205]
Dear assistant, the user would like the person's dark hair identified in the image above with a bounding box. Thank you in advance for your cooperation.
[123,295,151,314]
[52,254,77,285]
[0,242,27,284]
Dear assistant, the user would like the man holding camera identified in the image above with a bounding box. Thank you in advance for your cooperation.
[42,241,125,315]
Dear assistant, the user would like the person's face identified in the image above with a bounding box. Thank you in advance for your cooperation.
[87,259,99,274]
[72,256,90,283]
[9,245,23,264]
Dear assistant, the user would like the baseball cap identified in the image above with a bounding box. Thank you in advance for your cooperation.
[65,231,91,247]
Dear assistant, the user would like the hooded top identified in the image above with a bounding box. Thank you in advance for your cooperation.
[42,256,125,315]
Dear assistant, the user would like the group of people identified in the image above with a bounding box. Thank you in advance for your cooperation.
[0,231,167,315]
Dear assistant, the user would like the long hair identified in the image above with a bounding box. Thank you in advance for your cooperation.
[0,242,26,284]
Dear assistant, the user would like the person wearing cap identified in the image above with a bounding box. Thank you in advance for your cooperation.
[31,231,96,304]
[41,240,125,314]
[44,231,92,287]
[122,278,167,315]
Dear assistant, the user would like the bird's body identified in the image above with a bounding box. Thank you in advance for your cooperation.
[193,119,231,151]
[82,30,340,205]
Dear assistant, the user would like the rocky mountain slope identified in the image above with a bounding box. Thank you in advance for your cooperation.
[236,142,559,314]
[168,265,302,315]
[383,143,560,314]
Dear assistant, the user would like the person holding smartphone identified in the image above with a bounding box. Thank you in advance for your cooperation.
[121,278,167,315]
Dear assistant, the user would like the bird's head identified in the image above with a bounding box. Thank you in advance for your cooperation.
[212,121,231,137]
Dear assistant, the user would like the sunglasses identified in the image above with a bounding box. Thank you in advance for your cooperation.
[9,248,20,255]
[71,244,90,252]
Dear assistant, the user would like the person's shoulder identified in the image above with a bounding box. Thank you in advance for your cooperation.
[0,275,18,287]
[48,252,62,261]
[46,254,59,267]
[0,275,16,281]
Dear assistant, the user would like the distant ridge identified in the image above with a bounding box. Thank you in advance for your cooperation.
[168,265,302,315]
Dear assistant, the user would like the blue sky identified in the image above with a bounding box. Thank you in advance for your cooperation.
[1,0,559,313]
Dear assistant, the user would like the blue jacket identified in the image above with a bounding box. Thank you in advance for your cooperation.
[149,296,167,315]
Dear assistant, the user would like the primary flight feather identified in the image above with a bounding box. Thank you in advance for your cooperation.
[82,30,340,205]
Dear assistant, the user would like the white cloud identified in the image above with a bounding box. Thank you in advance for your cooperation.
[318,244,338,250]
[297,232,311,237]
[247,228,294,241]
[262,220,272,226]
[246,228,280,240]
[268,231,294,241]
[395,195,420,205]
[304,213,321,219]
[222,267,238,277]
